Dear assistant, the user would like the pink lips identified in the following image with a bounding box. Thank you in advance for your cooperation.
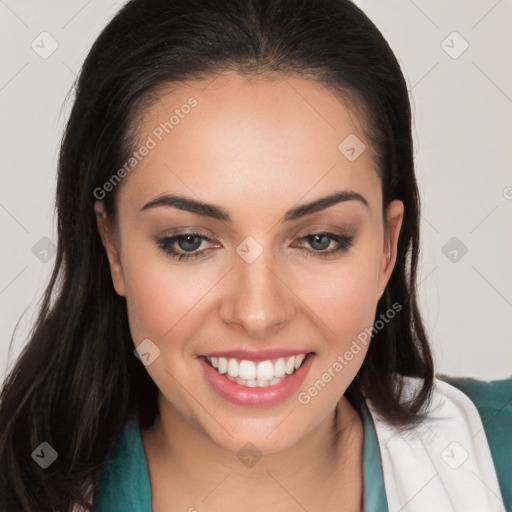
[198,352,315,407]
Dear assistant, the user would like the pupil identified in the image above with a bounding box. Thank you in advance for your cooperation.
[311,234,330,250]
[179,235,201,251]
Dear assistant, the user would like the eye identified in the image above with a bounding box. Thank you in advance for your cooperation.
[155,232,216,261]
[295,232,354,258]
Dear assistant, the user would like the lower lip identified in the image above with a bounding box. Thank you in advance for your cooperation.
[198,354,315,407]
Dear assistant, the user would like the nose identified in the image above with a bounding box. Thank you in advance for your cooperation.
[219,252,295,338]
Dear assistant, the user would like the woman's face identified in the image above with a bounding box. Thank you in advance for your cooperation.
[96,71,403,454]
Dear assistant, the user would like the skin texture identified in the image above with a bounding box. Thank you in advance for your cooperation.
[95,71,404,511]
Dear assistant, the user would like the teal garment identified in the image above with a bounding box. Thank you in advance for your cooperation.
[361,400,389,511]
[438,374,512,512]
[93,375,512,512]
[93,403,388,511]
[94,414,151,512]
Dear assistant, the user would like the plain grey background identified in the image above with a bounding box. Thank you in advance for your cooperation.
[1,0,511,384]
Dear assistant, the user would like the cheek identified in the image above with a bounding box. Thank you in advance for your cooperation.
[294,259,380,412]
[121,251,209,346]
[124,279,169,345]
[297,255,381,346]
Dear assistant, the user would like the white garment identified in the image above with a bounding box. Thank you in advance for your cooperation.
[366,377,506,512]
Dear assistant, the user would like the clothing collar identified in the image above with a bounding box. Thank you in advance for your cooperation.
[366,377,505,512]
[94,403,388,511]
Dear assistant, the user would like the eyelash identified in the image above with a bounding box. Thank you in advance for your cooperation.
[155,231,355,261]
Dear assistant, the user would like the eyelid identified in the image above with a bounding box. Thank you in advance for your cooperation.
[291,223,359,239]
[156,226,218,238]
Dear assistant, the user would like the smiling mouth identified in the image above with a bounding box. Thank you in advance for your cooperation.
[203,353,312,388]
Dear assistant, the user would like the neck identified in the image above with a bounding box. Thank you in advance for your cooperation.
[141,394,364,509]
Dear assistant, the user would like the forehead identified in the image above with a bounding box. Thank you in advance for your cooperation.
[119,71,381,214]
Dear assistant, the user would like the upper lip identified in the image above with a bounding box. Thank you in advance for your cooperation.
[200,349,312,361]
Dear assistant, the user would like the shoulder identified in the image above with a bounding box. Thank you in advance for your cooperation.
[437,373,512,512]
[93,415,151,512]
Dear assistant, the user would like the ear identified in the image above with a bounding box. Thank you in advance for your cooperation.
[94,201,126,297]
[377,200,404,299]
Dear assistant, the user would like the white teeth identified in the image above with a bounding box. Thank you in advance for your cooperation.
[227,359,238,377]
[225,373,287,387]
[218,357,227,374]
[285,357,295,375]
[294,354,306,369]
[274,358,286,378]
[205,353,308,387]
[239,360,256,380]
[256,360,274,380]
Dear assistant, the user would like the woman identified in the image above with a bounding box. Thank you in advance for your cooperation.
[0,0,510,511]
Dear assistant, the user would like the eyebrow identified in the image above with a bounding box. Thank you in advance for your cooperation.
[140,190,369,222]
